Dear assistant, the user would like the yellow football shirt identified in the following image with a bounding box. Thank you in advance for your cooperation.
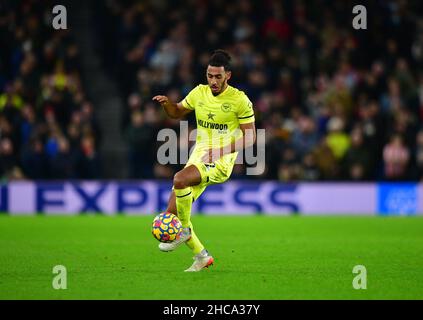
[181,84,255,151]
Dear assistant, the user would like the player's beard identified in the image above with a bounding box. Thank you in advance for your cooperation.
[220,81,226,93]
[211,80,227,96]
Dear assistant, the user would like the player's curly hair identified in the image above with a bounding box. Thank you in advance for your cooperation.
[209,49,232,71]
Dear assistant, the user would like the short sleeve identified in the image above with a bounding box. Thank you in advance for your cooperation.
[237,93,255,124]
[181,86,199,110]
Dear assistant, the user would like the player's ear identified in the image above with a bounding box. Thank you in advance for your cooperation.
[225,71,232,80]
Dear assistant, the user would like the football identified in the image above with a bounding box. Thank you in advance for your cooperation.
[151,212,183,243]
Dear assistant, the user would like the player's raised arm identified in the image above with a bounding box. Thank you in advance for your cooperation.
[152,95,192,119]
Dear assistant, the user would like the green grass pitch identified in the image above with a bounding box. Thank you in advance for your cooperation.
[0,215,422,300]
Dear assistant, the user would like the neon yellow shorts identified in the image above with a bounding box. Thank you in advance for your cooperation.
[185,148,237,201]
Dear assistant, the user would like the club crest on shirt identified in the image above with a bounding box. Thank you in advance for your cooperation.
[221,103,232,113]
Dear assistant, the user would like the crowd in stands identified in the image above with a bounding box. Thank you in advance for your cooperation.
[0,0,102,181]
[97,0,423,181]
[2,0,423,182]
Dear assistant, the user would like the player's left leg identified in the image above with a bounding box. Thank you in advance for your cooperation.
[166,190,205,255]
[160,163,214,271]
[158,165,203,252]
[165,190,213,271]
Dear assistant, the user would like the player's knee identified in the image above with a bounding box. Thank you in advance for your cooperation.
[173,171,188,189]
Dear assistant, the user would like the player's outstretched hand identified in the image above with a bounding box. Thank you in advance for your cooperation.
[152,95,169,105]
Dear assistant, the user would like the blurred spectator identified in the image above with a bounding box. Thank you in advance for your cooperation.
[21,138,48,179]
[312,138,339,180]
[343,128,372,180]
[0,138,18,178]
[326,117,350,160]
[291,116,319,157]
[263,2,292,42]
[383,135,410,181]
[300,153,320,181]
[77,135,101,179]
[277,147,301,181]
[125,110,156,179]
[413,129,423,181]
[49,137,76,179]
[380,78,404,113]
